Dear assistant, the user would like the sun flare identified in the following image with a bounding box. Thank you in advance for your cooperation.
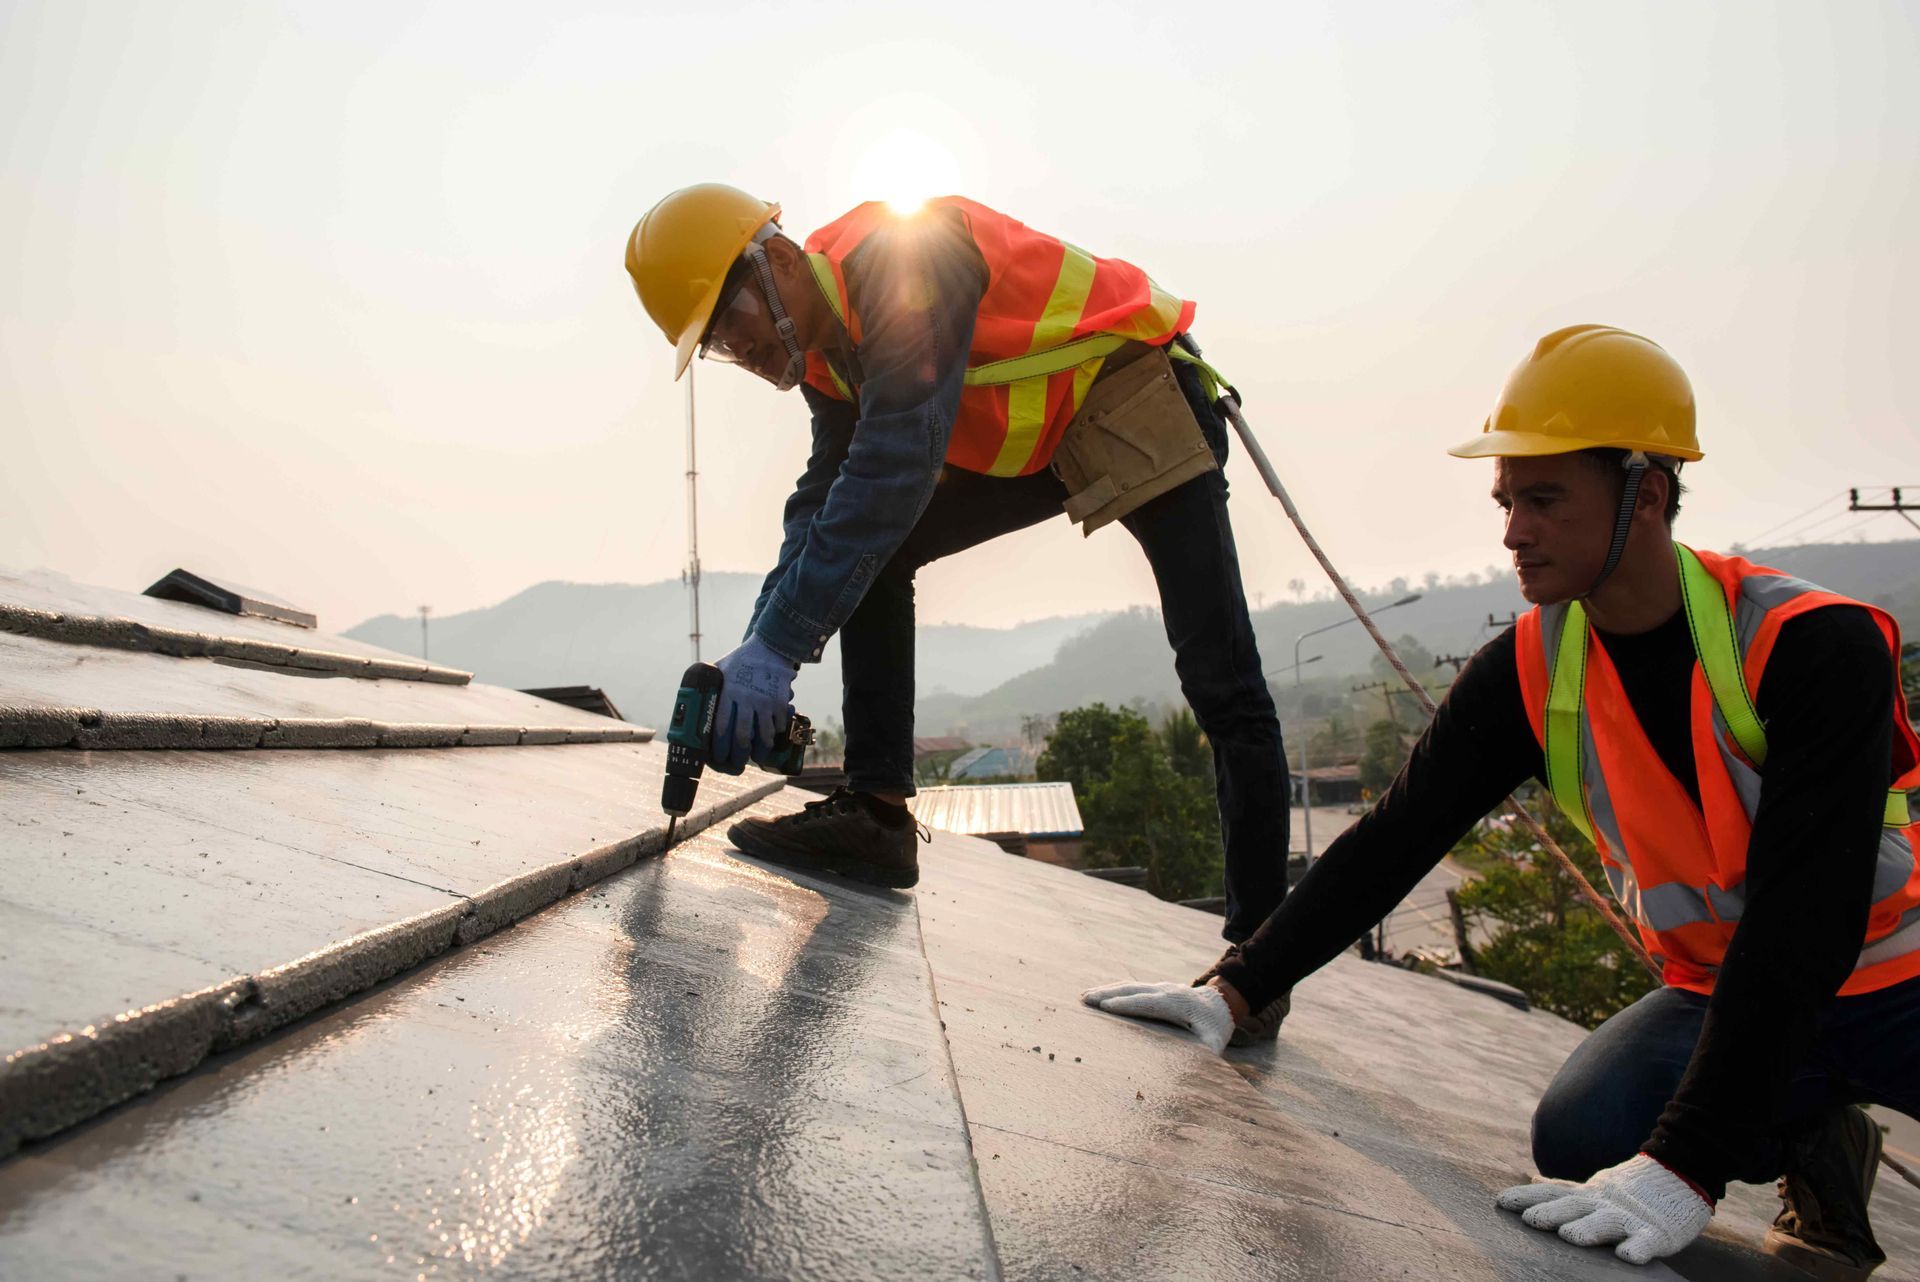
[852,128,961,215]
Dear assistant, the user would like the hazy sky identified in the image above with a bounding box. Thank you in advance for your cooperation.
[4,1,1916,635]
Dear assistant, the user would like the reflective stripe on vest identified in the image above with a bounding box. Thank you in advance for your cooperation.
[1525,542,1920,995]
[801,198,1195,477]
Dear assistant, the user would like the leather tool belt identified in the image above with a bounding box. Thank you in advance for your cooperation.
[1051,342,1218,535]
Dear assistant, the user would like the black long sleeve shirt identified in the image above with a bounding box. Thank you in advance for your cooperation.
[1214,603,1896,1197]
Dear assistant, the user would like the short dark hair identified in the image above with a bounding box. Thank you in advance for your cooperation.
[1577,447,1685,525]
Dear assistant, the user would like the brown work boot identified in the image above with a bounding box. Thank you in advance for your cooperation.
[728,788,925,889]
[1193,944,1292,1046]
[1763,1105,1888,1281]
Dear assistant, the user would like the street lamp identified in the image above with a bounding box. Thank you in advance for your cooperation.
[1282,592,1421,864]
[1291,592,1422,684]
[1267,657,1325,867]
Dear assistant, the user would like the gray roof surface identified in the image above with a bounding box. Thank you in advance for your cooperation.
[2,568,1916,1279]
[1,566,471,679]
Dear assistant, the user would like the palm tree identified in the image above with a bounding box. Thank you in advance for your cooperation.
[1159,708,1210,780]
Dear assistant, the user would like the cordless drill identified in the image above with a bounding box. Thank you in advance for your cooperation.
[662,660,814,843]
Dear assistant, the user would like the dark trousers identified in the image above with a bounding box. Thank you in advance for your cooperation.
[839,350,1291,941]
[1531,977,1920,1183]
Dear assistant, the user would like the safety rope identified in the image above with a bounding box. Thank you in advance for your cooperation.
[1216,392,1660,974]
[1218,391,1920,1197]
[1881,1147,1920,1192]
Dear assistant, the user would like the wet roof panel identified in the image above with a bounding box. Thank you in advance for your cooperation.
[2,568,1916,1280]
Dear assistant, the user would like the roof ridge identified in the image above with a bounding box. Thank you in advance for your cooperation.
[0,602,472,685]
[0,707,653,751]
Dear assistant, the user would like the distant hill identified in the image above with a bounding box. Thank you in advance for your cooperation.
[347,539,1918,739]
[345,573,1110,731]
[916,537,1920,740]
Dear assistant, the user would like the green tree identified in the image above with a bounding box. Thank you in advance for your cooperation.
[807,719,845,767]
[1357,718,1405,795]
[1452,802,1657,1028]
[1038,704,1223,902]
[1159,707,1211,781]
[1035,703,1139,794]
[1308,711,1356,764]
[1370,632,1434,682]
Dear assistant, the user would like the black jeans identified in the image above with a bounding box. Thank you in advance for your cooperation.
[839,345,1291,941]
[1531,977,1920,1184]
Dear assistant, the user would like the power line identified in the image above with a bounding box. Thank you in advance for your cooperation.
[1762,505,1860,547]
[1827,513,1885,543]
[1741,490,1844,549]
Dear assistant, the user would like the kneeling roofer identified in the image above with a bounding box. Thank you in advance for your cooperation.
[1086,325,1920,1274]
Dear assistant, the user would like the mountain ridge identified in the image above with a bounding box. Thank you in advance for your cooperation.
[345,539,1920,740]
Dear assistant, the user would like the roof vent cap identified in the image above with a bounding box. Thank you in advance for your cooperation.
[143,568,316,629]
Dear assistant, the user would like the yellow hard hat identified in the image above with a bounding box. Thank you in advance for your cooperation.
[1449,324,1702,462]
[625,183,780,379]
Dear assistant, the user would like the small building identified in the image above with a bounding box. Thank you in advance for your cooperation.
[947,745,1033,781]
[910,781,1085,866]
[1297,762,1365,806]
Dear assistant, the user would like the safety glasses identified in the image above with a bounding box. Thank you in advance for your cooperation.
[698,273,767,366]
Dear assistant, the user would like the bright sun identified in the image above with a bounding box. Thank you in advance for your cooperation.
[852,128,961,214]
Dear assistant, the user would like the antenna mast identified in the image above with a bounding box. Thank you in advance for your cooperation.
[685,366,703,663]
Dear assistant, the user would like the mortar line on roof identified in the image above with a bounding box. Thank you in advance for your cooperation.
[0,894,244,976]
[914,893,1007,1281]
[965,1118,1481,1240]
[46,783,471,899]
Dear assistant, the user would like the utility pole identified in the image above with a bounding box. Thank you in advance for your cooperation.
[418,605,430,660]
[1350,679,1398,723]
[1849,486,1920,535]
[1485,611,1518,633]
[685,366,704,663]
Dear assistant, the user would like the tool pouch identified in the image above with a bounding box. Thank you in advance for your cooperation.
[1051,343,1218,536]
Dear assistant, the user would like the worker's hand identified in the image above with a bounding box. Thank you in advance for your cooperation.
[711,635,799,774]
[1081,980,1234,1055]
[1496,1154,1713,1265]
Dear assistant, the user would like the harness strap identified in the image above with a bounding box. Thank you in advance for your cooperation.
[1543,600,1597,843]
[1676,544,1768,766]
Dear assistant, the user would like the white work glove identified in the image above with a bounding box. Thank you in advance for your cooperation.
[1081,980,1234,1055]
[1496,1154,1713,1265]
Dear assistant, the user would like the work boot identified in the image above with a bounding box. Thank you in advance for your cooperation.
[1764,1105,1888,1282]
[728,788,925,889]
[1192,944,1292,1046]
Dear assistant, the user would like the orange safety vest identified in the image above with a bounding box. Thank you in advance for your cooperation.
[1515,544,1920,996]
[801,197,1195,478]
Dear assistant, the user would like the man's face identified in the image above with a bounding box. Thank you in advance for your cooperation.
[1490,454,1621,604]
[700,272,797,389]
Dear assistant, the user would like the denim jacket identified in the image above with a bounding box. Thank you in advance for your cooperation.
[747,208,988,663]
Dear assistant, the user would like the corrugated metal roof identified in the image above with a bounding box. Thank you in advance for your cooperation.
[911,781,1083,838]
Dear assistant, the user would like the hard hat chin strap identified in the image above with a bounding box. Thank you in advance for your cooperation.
[1581,451,1650,599]
[742,225,808,393]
